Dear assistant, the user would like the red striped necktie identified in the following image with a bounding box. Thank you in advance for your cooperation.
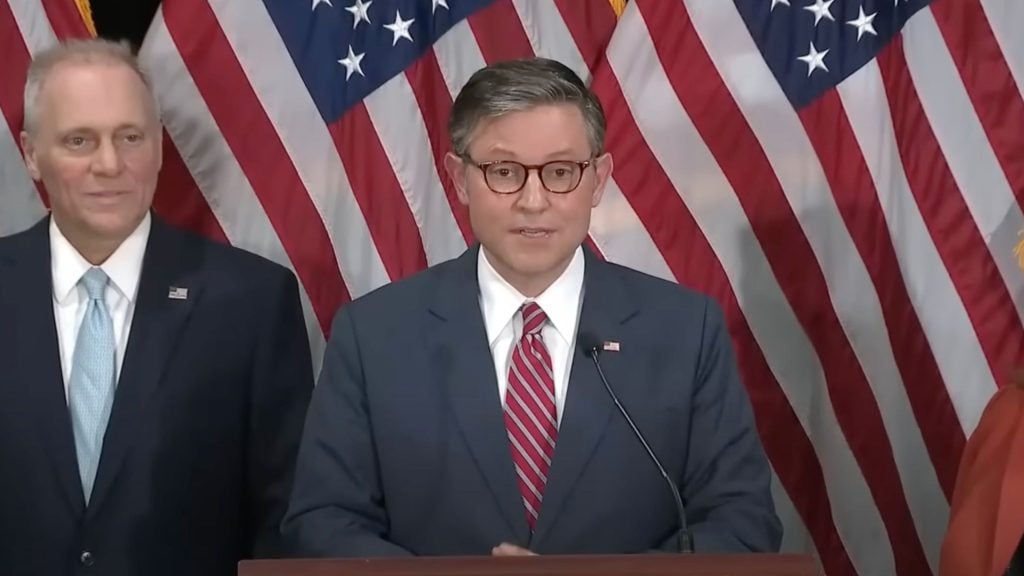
[503,302,558,531]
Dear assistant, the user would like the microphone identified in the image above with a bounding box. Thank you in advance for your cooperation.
[578,332,693,553]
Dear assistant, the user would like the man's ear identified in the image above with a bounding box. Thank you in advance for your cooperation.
[153,122,164,173]
[444,152,470,206]
[590,152,613,207]
[20,131,41,181]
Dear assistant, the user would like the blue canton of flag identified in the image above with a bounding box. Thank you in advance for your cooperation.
[264,0,499,122]
[735,0,936,108]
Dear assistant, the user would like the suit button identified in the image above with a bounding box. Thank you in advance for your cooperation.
[79,551,94,566]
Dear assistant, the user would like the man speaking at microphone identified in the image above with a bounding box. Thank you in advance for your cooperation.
[283,57,781,556]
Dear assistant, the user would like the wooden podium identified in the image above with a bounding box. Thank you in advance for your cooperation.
[239,554,822,576]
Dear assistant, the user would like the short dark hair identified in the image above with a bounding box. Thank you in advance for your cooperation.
[448,57,606,157]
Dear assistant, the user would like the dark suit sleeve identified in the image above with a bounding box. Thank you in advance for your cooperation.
[281,305,413,557]
[664,298,783,553]
[245,270,315,557]
[1009,537,1024,576]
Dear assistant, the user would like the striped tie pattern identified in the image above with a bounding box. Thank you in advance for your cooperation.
[503,302,557,530]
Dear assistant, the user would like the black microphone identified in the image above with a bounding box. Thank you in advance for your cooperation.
[578,332,693,553]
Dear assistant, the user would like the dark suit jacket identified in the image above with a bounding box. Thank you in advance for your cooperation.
[1010,538,1023,576]
[283,246,781,556]
[0,216,313,576]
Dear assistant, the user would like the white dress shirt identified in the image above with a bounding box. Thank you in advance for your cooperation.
[51,213,151,399]
[478,246,585,424]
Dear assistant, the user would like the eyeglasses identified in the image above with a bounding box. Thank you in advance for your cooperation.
[465,158,594,194]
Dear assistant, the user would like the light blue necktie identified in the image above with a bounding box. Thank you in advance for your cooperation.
[68,267,116,504]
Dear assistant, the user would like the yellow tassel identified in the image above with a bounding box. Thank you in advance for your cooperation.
[607,0,627,18]
[1015,230,1024,272]
[74,0,97,37]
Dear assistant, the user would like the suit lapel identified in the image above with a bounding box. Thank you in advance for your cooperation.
[531,252,638,547]
[87,217,200,514]
[428,247,531,545]
[5,218,86,514]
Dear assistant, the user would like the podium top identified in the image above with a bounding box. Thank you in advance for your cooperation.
[239,554,821,576]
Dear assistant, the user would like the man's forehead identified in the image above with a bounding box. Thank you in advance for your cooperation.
[469,107,589,152]
[41,58,144,94]
[35,60,156,126]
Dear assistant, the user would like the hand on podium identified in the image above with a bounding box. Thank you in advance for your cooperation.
[491,543,537,557]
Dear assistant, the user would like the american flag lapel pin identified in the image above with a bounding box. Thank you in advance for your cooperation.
[603,341,620,352]
[168,286,189,300]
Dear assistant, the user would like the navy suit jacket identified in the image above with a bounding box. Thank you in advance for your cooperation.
[283,246,781,556]
[1011,538,1024,576]
[0,216,313,576]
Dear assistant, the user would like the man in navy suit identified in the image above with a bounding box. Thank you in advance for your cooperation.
[0,39,313,575]
[283,57,781,556]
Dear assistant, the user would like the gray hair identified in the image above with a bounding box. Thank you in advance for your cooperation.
[448,57,606,157]
[22,38,158,135]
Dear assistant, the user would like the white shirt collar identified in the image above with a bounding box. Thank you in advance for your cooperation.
[51,212,152,305]
[478,246,585,346]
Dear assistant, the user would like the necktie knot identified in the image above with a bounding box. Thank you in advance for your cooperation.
[521,302,547,336]
[80,268,109,301]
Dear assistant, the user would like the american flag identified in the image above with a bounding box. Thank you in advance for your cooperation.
[2,0,1022,574]
[0,0,94,230]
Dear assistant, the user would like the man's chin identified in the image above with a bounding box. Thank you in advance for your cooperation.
[82,215,144,242]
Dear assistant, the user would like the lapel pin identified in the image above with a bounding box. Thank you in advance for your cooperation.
[168,286,189,300]
[603,341,620,352]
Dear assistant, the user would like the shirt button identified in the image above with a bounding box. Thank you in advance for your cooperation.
[79,550,94,566]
